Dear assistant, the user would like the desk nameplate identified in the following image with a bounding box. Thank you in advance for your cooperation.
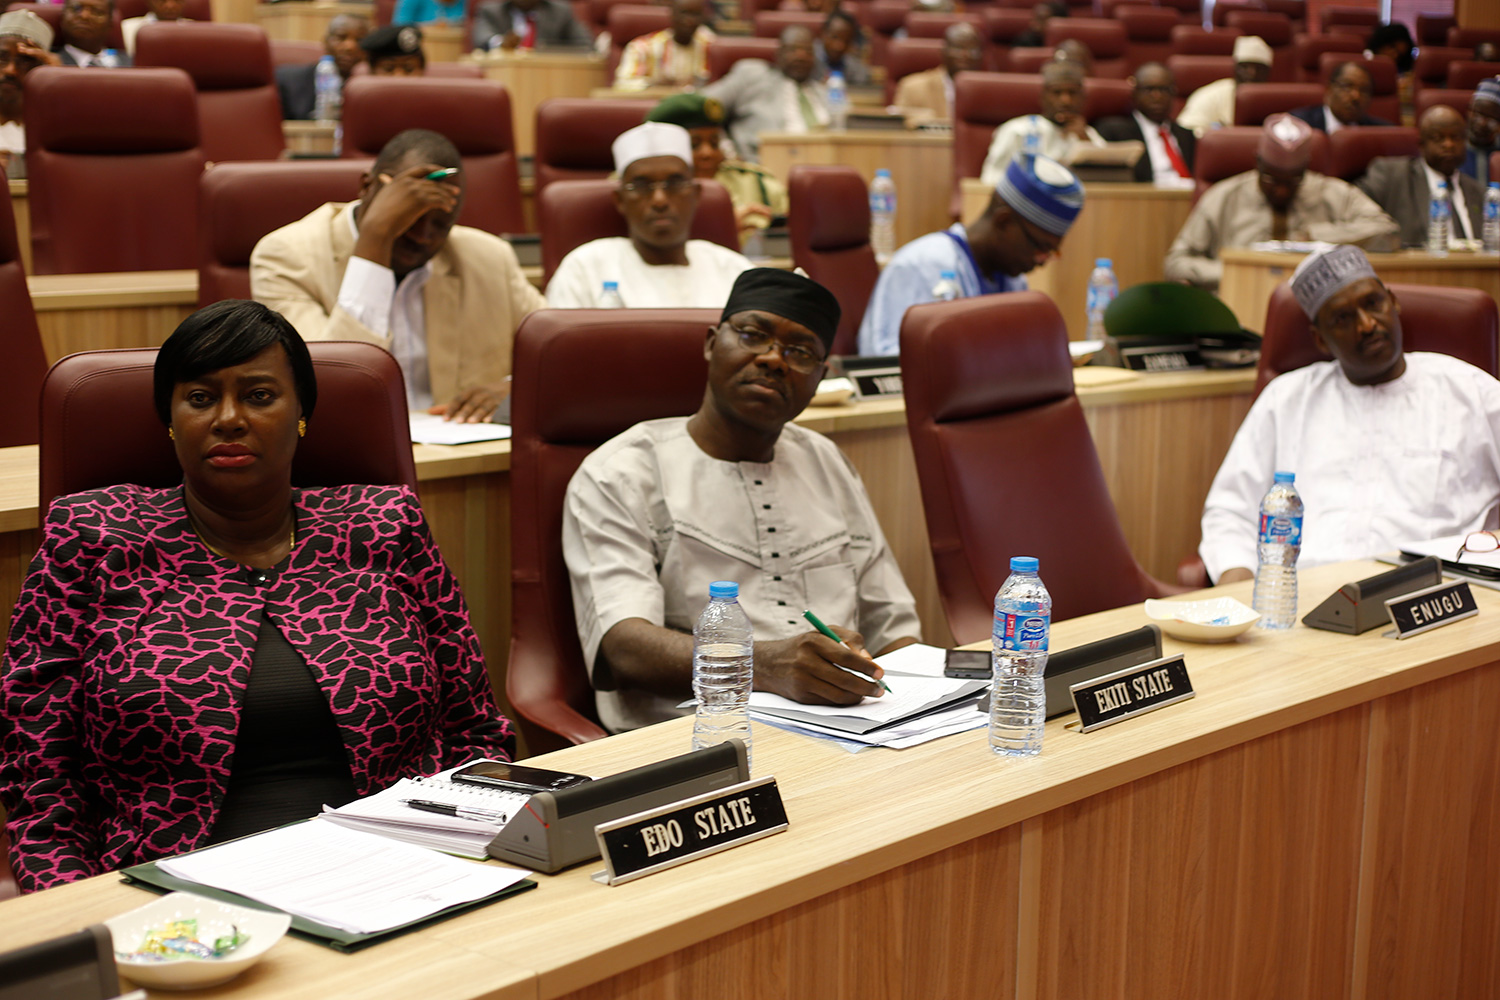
[594,777,788,886]
[1384,579,1478,639]
[1068,654,1194,733]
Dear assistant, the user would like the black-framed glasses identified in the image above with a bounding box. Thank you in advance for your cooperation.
[618,177,695,197]
[723,323,825,374]
[1456,531,1499,562]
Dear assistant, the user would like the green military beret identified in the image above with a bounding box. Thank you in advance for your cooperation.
[645,94,725,131]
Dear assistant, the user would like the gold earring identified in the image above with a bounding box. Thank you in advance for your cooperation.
[168,427,175,440]
[298,418,307,438]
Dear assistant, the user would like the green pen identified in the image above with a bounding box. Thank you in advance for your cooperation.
[802,609,892,693]
[424,168,459,181]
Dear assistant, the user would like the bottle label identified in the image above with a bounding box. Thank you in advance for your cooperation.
[1258,513,1302,546]
[996,610,1049,652]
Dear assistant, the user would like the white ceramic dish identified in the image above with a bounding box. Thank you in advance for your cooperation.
[104,891,291,991]
[1144,597,1261,643]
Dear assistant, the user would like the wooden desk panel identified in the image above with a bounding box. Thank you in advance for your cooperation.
[424,24,464,64]
[759,130,952,250]
[471,51,609,157]
[1220,248,1500,333]
[10,178,29,275]
[255,0,374,43]
[27,271,198,364]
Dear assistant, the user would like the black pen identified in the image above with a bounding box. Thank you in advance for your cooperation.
[401,798,508,822]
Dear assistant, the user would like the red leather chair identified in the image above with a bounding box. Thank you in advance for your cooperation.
[584,0,634,34]
[1007,47,1057,74]
[0,163,46,448]
[1193,124,1328,201]
[533,97,654,200]
[342,76,523,236]
[1326,125,1418,181]
[1225,11,1294,80]
[39,342,418,517]
[23,67,203,274]
[1416,14,1455,48]
[980,7,1032,71]
[535,178,739,286]
[1253,282,1499,398]
[705,35,779,81]
[116,0,212,18]
[1158,0,1203,24]
[752,10,824,38]
[1210,0,1263,27]
[904,11,983,40]
[1232,81,1323,125]
[1045,17,1130,77]
[1493,151,1500,187]
[0,830,15,900]
[1293,31,1363,82]
[606,4,670,78]
[507,308,715,749]
[884,37,945,105]
[198,159,371,306]
[134,22,284,163]
[1170,25,1240,57]
[901,293,1174,642]
[1319,6,1378,30]
[1317,52,1399,123]
[1416,88,1474,120]
[1448,27,1500,51]
[1259,0,1305,34]
[1449,61,1500,92]
[1166,53,1234,98]
[1118,6,1180,73]
[270,38,324,68]
[4,1,124,48]
[786,165,875,356]
[1413,46,1470,89]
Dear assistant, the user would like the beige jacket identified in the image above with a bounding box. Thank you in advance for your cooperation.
[250,201,545,404]
[893,67,950,124]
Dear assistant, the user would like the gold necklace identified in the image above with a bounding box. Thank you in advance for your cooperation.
[195,519,296,562]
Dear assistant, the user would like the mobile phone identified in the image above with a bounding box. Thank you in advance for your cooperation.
[452,760,593,794]
[943,648,992,680]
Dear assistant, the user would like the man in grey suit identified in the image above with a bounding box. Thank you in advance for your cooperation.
[471,0,591,52]
[702,26,827,163]
[1357,105,1483,248]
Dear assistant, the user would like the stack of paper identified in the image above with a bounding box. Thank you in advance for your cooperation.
[320,776,529,859]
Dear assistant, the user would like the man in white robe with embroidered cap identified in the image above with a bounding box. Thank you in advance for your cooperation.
[1198,244,1500,584]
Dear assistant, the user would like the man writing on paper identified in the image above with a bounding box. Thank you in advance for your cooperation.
[1198,244,1500,584]
[564,269,922,732]
[251,128,544,422]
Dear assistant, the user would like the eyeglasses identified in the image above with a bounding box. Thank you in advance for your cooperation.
[618,177,695,197]
[1319,288,1390,337]
[1456,531,1500,562]
[723,323,825,374]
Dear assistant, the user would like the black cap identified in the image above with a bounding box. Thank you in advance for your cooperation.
[721,268,841,350]
[361,23,423,58]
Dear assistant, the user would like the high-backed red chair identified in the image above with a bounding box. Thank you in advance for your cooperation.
[0,163,46,447]
[1316,52,1399,123]
[1413,46,1470,88]
[116,0,212,19]
[1449,27,1500,51]
[1416,14,1455,47]
[533,97,654,201]
[884,37,945,105]
[1226,10,1294,80]
[901,293,1173,642]
[1320,5,1378,32]
[1167,53,1234,98]
[786,165,875,356]
[607,4,670,77]
[1210,0,1263,27]
[507,308,715,749]
[1293,30,1363,82]
[980,6,1032,71]
[24,67,203,274]
[753,10,824,37]
[198,159,371,306]
[1253,282,1499,397]
[905,11,983,40]
[857,0,908,67]
[706,35,779,81]
[39,342,418,519]
[1416,88,1474,120]
[1259,0,1306,34]
[1193,124,1328,200]
[1007,47,1057,74]
[1449,61,1500,92]
[341,76,524,236]
[1326,125,1418,181]
[1157,0,1202,22]
[1233,81,1323,125]
[1118,6,1179,72]
[1170,25,1240,57]
[1045,17,1129,77]
[535,178,738,286]
[134,22,284,162]
[270,38,324,67]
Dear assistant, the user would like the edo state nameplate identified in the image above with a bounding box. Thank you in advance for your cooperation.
[1069,654,1194,733]
[1384,579,1478,639]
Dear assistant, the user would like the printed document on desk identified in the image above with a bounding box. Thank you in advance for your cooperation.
[409,412,513,445]
[749,676,986,734]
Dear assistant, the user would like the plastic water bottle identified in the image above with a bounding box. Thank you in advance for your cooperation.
[989,556,1051,757]
[1252,471,1304,630]
[1428,182,1450,255]
[595,280,625,308]
[931,269,960,301]
[1085,258,1118,339]
[313,55,342,123]
[826,70,848,132]
[692,581,755,768]
[1483,182,1500,253]
[869,168,897,265]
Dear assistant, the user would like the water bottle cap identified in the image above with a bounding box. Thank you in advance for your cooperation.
[830,70,844,80]
[1009,556,1039,573]
[875,168,891,177]
[940,270,956,279]
[602,280,618,291]
[708,580,739,599]
[1273,471,1295,483]
[1491,181,1500,189]
[1095,258,1112,268]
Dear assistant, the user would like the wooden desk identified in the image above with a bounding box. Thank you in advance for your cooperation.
[255,1,374,42]
[27,271,198,365]
[962,178,1196,341]
[759,130,952,249]
[469,51,608,157]
[281,121,340,157]
[423,24,465,64]
[210,0,257,23]
[588,86,889,109]
[3,558,1498,1000]
[1220,247,1500,333]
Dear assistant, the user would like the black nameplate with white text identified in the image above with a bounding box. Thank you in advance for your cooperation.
[594,777,788,885]
[1384,580,1477,639]
[1069,654,1194,733]
[850,368,904,399]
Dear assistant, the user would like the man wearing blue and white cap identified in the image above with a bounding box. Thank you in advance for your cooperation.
[546,121,753,308]
[1199,244,1500,584]
[1461,79,1500,187]
[857,151,1083,357]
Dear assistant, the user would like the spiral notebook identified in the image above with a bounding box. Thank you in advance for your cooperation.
[318,761,530,859]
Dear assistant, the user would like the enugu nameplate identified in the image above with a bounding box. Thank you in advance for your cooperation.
[1069,654,1194,733]
[1384,580,1478,639]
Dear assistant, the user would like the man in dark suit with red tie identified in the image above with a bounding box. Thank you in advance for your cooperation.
[1093,63,1196,185]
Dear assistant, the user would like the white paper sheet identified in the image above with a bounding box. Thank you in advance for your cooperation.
[749,674,976,723]
[872,642,952,678]
[408,413,513,445]
[159,821,529,934]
